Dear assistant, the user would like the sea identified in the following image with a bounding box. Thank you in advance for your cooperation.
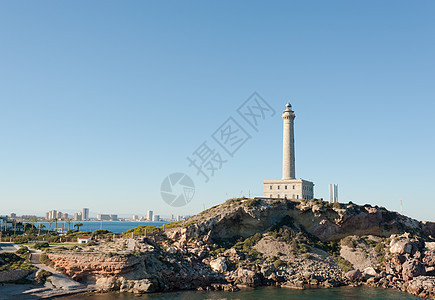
[34,221,167,233]
[63,286,421,299]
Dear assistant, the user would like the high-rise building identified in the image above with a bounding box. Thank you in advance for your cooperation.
[147,210,153,221]
[153,215,160,222]
[329,184,338,203]
[10,213,16,218]
[132,215,138,220]
[63,213,69,220]
[74,212,82,221]
[97,214,118,221]
[82,208,89,221]
[46,210,60,220]
[263,102,314,200]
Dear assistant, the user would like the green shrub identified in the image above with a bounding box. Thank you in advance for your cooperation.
[124,225,162,236]
[39,253,54,267]
[93,229,110,235]
[233,233,263,257]
[245,199,261,208]
[16,246,30,256]
[341,236,356,248]
[273,259,286,268]
[162,221,182,229]
[32,242,49,250]
[332,202,344,209]
[334,255,353,272]
[374,242,385,254]
[0,253,33,271]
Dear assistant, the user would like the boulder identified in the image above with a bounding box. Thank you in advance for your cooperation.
[96,277,120,291]
[402,259,426,281]
[425,242,435,252]
[345,269,362,282]
[390,240,412,255]
[232,268,262,286]
[119,278,159,293]
[423,251,435,267]
[405,276,435,298]
[363,267,378,277]
[210,257,227,273]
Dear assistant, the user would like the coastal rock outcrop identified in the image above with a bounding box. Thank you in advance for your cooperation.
[39,198,435,299]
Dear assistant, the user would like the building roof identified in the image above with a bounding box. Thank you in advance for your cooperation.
[78,236,91,240]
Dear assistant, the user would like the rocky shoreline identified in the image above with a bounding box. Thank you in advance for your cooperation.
[5,198,434,299]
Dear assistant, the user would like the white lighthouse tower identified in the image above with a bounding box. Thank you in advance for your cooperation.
[263,101,314,200]
[282,102,296,180]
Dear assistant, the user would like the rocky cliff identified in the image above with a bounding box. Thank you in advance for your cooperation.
[42,198,435,298]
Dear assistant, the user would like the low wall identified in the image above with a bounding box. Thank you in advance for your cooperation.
[0,269,35,282]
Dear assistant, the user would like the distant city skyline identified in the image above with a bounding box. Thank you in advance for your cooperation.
[0,1,434,221]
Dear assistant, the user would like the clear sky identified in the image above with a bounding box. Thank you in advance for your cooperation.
[0,1,434,221]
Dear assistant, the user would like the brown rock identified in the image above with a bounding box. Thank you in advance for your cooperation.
[345,269,362,282]
[422,250,435,267]
[402,259,426,280]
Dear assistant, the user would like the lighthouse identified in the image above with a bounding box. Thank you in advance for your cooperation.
[263,101,314,200]
[282,102,296,180]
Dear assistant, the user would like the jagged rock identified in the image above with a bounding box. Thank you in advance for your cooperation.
[96,277,120,291]
[119,278,159,293]
[222,283,239,291]
[231,268,262,287]
[167,247,177,254]
[345,269,362,282]
[363,267,378,277]
[425,242,435,251]
[210,257,227,273]
[405,276,435,298]
[390,240,412,255]
[223,248,242,261]
[423,250,435,267]
[282,280,305,289]
[402,259,426,281]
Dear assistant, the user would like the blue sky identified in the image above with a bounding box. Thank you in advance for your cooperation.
[0,1,434,221]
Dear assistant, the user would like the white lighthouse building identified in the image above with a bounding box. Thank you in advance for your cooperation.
[263,102,314,200]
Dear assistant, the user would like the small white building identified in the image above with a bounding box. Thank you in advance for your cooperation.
[77,236,92,244]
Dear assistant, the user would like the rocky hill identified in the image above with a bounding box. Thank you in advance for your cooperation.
[42,198,435,298]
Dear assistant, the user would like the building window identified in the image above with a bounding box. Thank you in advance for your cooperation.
[277,194,280,198]
[293,185,295,189]
[284,194,287,198]
[270,194,272,198]
[270,185,272,190]
[285,186,287,190]
[278,186,280,190]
